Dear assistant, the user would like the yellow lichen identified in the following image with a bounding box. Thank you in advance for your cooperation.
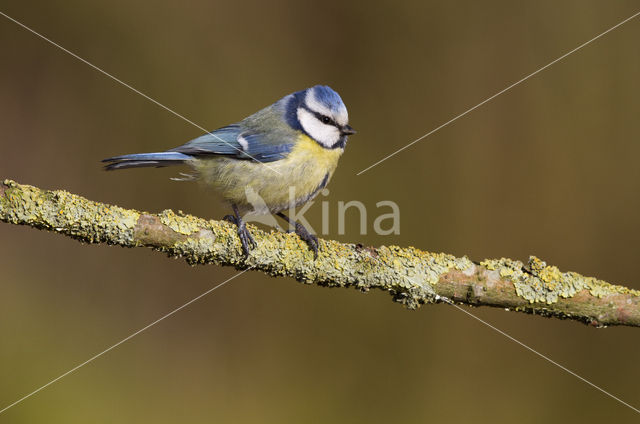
[479,255,640,304]
[159,209,202,235]
[3,179,640,327]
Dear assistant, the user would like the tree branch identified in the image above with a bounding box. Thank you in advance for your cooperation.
[2,179,639,327]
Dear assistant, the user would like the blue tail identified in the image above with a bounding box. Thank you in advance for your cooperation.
[102,152,193,171]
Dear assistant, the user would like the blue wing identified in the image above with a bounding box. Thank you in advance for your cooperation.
[170,124,295,163]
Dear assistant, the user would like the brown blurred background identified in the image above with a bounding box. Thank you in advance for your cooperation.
[1,1,640,422]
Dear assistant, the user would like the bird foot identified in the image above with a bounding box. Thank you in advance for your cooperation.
[293,222,318,259]
[223,214,256,256]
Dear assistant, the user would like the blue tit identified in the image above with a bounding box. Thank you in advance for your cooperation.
[103,85,355,257]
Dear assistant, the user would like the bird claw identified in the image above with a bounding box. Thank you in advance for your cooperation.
[294,223,318,259]
[276,212,319,258]
[237,222,257,256]
[223,213,256,257]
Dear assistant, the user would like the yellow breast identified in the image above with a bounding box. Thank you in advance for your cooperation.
[193,134,343,214]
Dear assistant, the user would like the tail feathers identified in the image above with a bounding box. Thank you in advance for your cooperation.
[102,152,193,171]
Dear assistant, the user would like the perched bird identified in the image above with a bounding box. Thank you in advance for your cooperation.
[103,85,355,257]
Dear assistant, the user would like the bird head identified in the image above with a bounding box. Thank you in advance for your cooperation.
[289,85,355,149]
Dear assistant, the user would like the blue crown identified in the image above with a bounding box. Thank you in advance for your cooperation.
[310,85,345,112]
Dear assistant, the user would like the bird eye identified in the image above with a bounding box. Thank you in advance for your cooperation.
[321,116,331,124]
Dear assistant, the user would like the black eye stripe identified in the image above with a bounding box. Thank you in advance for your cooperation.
[303,106,338,127]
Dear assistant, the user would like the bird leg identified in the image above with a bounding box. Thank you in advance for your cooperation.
[224,204,256,256]
[276,212,318,258]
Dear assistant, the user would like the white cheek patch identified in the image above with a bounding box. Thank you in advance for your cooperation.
[297,108,340,148]
[305,89,349,127]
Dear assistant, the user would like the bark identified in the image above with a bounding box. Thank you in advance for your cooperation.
[1,179,639,327]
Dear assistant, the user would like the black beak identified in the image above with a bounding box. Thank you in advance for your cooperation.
[341,125,356,135]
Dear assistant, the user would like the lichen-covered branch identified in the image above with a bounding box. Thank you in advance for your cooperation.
[2,179,639,328]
